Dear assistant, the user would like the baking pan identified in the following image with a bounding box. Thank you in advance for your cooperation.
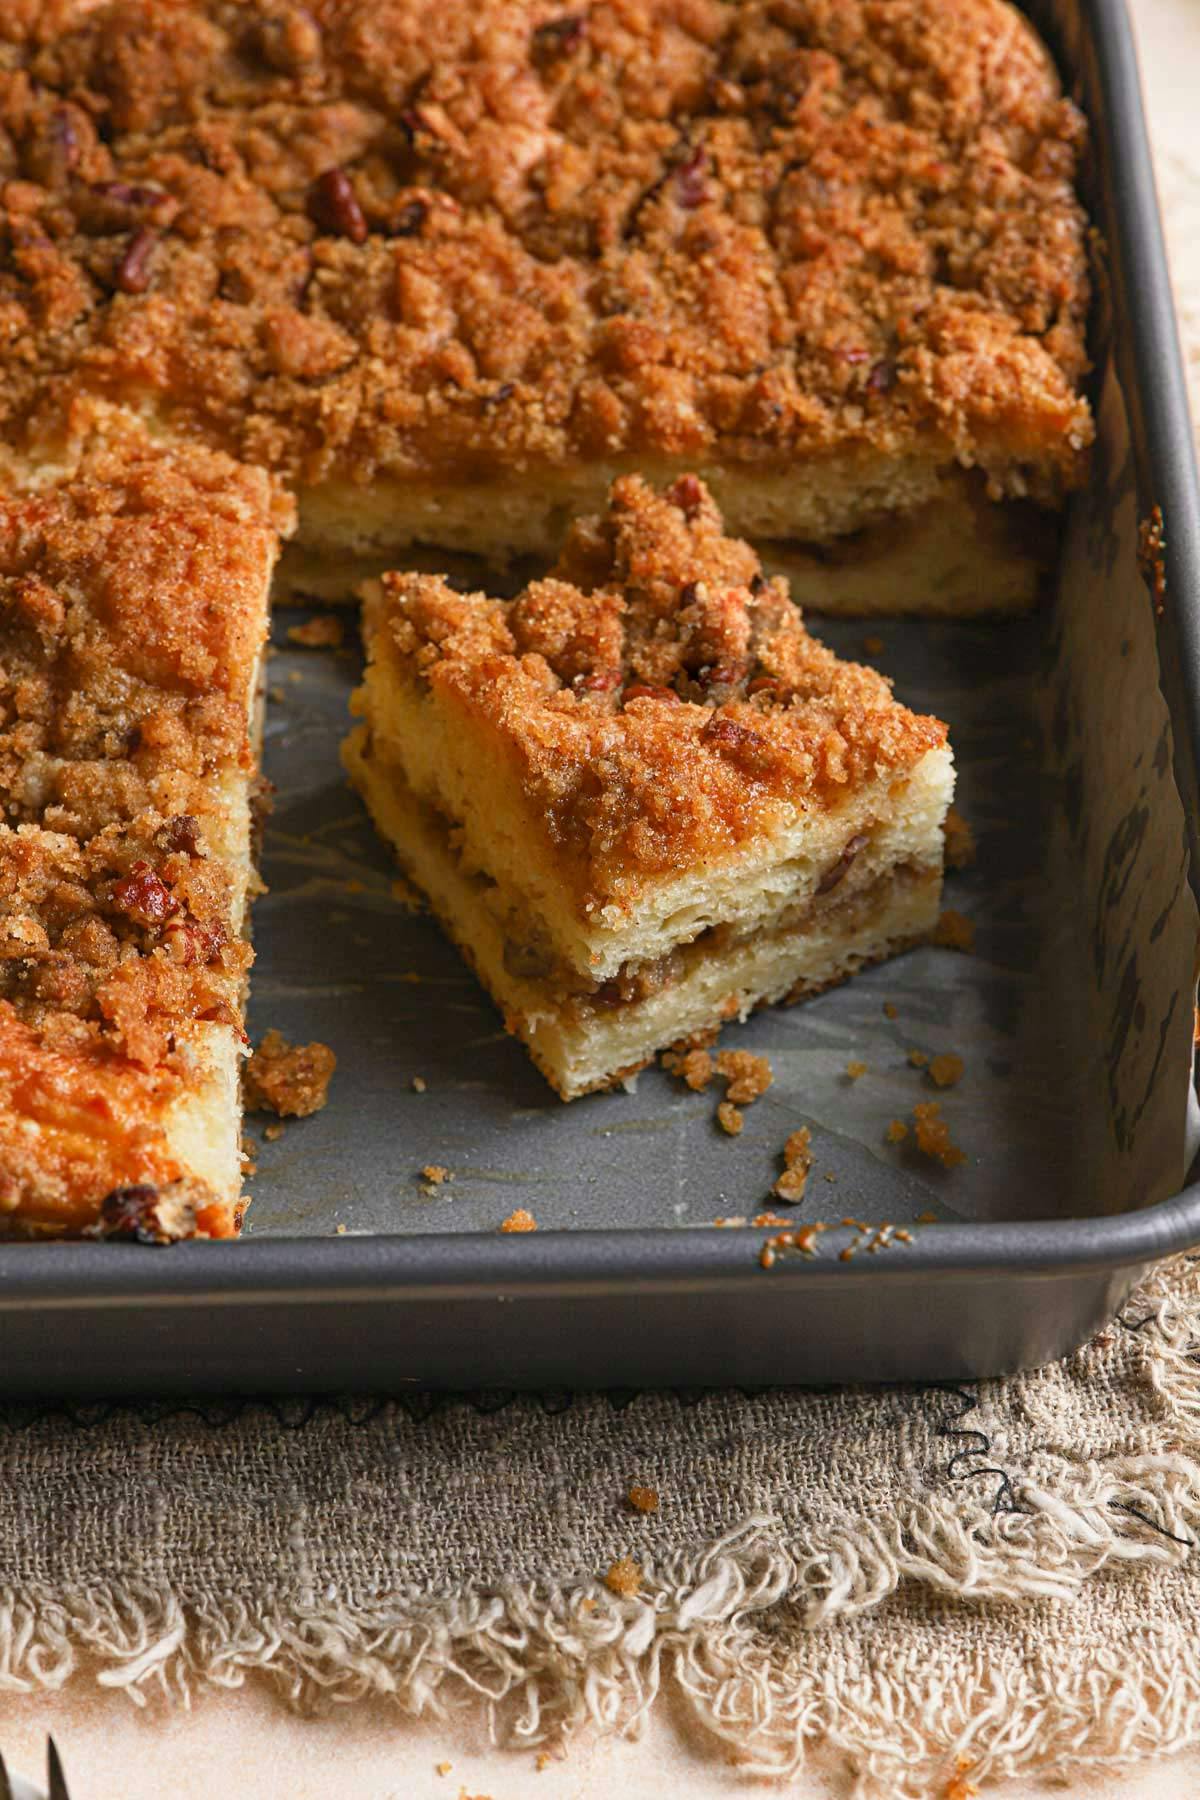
[2,0,1199,1395]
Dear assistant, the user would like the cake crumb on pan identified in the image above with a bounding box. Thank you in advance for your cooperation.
[913,1102,967,1168]
[287,615,345,650]
[773,1127,813,1204]
[244,1030,336,1118]
[628,1484,659,1515]
[932,909,976,952]
[500,1209,537,1233]
[928,1054,965,1088]
[943,807,977,870]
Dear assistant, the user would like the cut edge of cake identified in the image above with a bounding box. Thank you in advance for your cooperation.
[345,474,954,1099]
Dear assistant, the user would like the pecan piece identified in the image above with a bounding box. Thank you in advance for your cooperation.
[94,1183,197,1245]
[531,14,587,64]
[674,145,708,209]
[114,226,158,294]
[111,860,178,927]
[667,474,704,516]
[623,683,681,705]
[308,167,367,245]
[391,197,428,237]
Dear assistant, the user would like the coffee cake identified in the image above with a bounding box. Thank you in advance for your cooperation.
[1,0,1090,612]
[345,475,953,1097]
[0,404,291,1236]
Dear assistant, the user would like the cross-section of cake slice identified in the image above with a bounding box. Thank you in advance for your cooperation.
[0,405,292,1237]
[346,475,953,1099]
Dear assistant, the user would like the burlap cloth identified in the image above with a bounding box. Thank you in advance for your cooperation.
[3,1254,1200,1797]
[7,19,1200,1800]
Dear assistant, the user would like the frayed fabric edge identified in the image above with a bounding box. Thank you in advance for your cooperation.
[1,1451,1200,1796]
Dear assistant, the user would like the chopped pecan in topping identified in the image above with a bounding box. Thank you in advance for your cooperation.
[159,814,202,856]
[623,683,681,704]
[575,668,622,693]
[307,167,367,245]
[114,227,158,295]
[531,14,587,65]
[673,146,708,209]
[111,861,178,927]
[391,197,429,237]
[699,715,764,759]
[668,474,704,516]
[94,1183,196,1245]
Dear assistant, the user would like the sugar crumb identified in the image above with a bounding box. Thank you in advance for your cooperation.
[917,1210,938,1224]
[846,1059,868,1079]
[907,1048,929,1068]
[421,1165,452,1185]
[244,1029,336,1118]
[287,613,345,650]
[263,1122,284,1142]
[335,1223,347,1235]
[716,1101,744,1136]
[716,1048,773,1105]
[932,908,975,952]
[773,1127,812,1203]
[662,1046,715,1091]
[928,1053,964,1088]
[628,1483,659,1515]
[500,1208,538,1233]
[536,1752,552,1772]
[411,1075,427,1093]
[435,1763,452,1778]
[883,1001,899,1020]
[913,1102,967,1168]
[886,1119,909,1144]
[604,1556,642,1597]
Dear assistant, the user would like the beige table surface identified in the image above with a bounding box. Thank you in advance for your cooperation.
[5,0,1200,1794]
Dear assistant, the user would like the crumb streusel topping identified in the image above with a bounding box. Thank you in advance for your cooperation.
[0,0,1091,495]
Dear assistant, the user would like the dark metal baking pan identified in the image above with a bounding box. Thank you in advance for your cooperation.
[2,0,1199,1395]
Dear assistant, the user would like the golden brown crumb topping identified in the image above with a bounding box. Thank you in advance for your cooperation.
[773,1123,811,1201]
[603,1555,642,1597]
[0,0,1090,494]
[0,408,285,1234]
[376,476,948,892]
[244,1027,337,1116]
[500,1205,538,1231]
[627,1482,659,1514]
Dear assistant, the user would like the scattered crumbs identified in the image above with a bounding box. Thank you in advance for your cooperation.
[913,1101,967,1168]
[716,1100,743,1136]
[894,1227,913,1243]
[411,1075,427,1093]
[841,1216,867,1230]
[263,1122,284,1142]
[846,1059,868,1079]
[421,1165,452,1185]
[628,1483,659,1515]
[945,1756,980,1800]
[907,1048,929,1068]
[604,1556,642,1597]
[335,1223,347,1235]
[883,1001,898,1020]
[712,1216,746,1228]
[244,1029,336,1118]
[662,1046,714,1091]
[773,1126,812,1204]
[1137,504,1166,615]
[759,1243,777,1269]
[287,613,345,650]
[839,1245,855,1262]
[822,1171,836,1184]
[536,1752,552,1772]
[862,634,885,656]
[716,1048,773,1105]
[928,1053,965,1089]
[932,908,975,952]
[886,1119,909,1144]
[390,874,424,910]
[752,1212,793,1228]
[267,684,285,704]
[759,1221,831,1268]
[239,1136,258,1177]
[435,1764,452,1778]
[457,1790,492,1800]
[500,1208,538,1233]
[917,1210,938,1224]
[865,1223,894,1254]
[944,806,976,870]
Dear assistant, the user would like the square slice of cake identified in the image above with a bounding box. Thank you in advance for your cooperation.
[3,0,1091,613]
[0,405,293,1238]
[346,475,954,1099]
